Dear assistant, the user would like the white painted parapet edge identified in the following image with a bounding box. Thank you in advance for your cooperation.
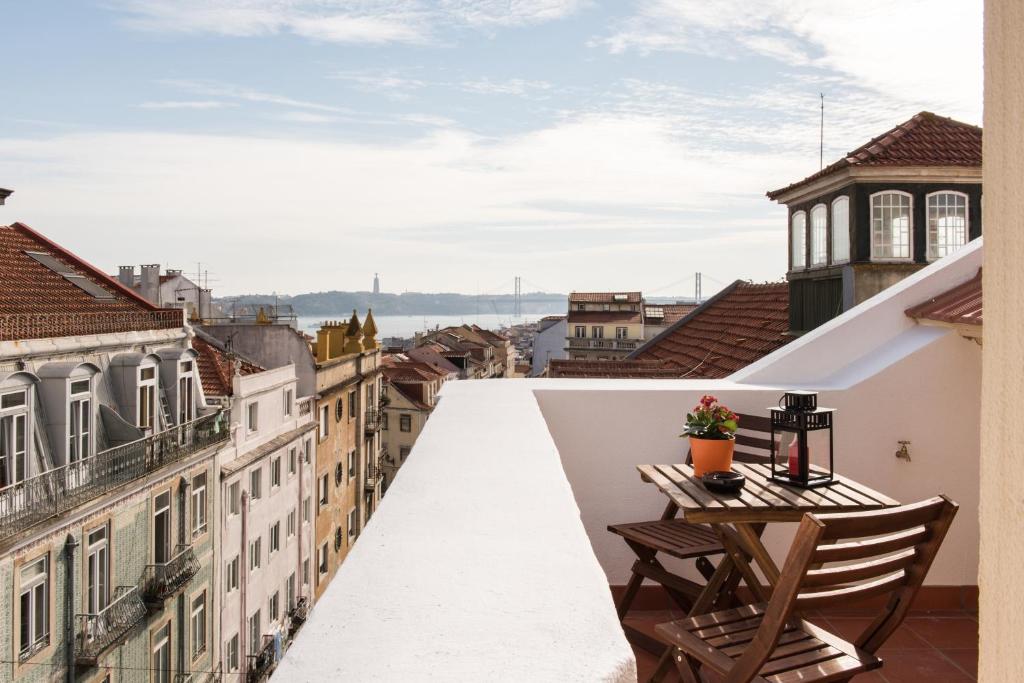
[274,379,638,683]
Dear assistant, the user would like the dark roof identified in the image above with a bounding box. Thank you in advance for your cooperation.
[767,112,982,200]
[191,331,264,397]
[548,359,681,379]
[0,221,182,341]
[0,188,11,205]
[568,292,642,303]
[628,281,791,379]
[906,269,982,328]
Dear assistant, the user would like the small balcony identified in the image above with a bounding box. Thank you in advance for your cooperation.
[364,408,383,433]
[566,337,639,351]
[246,634,276,683]
[75,586,147,665]
[287,596,310,638]
[364,459,380,491]
[0,409,230,543]
[141,544,200,605]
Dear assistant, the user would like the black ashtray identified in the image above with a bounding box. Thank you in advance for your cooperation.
[701,471,746,494]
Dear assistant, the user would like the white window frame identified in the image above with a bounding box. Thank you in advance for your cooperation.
[1,385,31,489]
[319,405,329,440]
[347,449,356,477]
[269,590,280,623]
[226,555,239,593]
[269,521,280,555]
[270,456,281,489]
[250,468,262,503]
[152,621,171,683]
[247,402,259,433]
[926,190,970,261]
[319,474,328,508]
[19,554,49,658]
[249,537,262,571]
[288,446,297,476]
[86,525,109,616]
[69,378,92,464]
[810,204,828,267]
[283,388,293,417]
[831,196,851,264]
[190,591,207,659]
[574,325,585,338]
[228,481,240,516]
[615,327,628,340]
[287,508,297,539]
[225,633,239,673]
[790,210,807,269]
[348,507,358,539]
[138,364,158,432]
[870,190,914,261]
[248,609,261,653]
[178,361,195,425]
[318,542,328,576]
[303,495,311,524]
[191,472,207,537]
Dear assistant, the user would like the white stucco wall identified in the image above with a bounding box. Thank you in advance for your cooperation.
[531,317,567,376]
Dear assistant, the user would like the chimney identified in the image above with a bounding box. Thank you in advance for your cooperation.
[139,264,160,305]
[118,265,136,288]
[199,288,212,320]
[166,269,182,277]
[0,188,11,206]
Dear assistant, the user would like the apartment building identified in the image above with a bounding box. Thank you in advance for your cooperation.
[379,355,449,489]
[115,264,214,322]
[0,220,230,683]
[311,313,382,601]
[191,332,316,681]
[565,292,646,361]
[416,325,512,379]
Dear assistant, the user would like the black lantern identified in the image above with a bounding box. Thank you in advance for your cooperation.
[769,391,835,488]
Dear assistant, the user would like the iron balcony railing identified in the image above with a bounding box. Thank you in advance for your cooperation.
[141,544,200,604]
[75,585,147,664]
[297,397,313,416]
[287,597,310,637]
[246,635,276,683]
[0,410,229,542]
[364,408,383,433]
[0,310,183,342]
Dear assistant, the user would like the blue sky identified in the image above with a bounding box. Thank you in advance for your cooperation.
[0,1,982,297]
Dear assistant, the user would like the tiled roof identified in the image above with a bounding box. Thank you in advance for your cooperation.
[191,333,264,397]
[767,112,982,200]
[566,311,642,324]
[568,292,642,303]
[629,281,791,379]
[906,269,982,328]
[548,359,681,379]
[0,222,182,341]
[386,381,431,411]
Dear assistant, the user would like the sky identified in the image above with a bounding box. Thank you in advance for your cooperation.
[0,1,982,298]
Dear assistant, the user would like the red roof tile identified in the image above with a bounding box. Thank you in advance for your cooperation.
[568,292,642,303]
[548,359,681,379]
[906,269,982,328]
[0,222,182,341]
[567,311,642,324]
[767,112,982,200]
[191,335,264,397]
[645,303,698,325]
[629,281,791,379]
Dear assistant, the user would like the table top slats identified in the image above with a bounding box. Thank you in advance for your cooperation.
[638,462,900,523]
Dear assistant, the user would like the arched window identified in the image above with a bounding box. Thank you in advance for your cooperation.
[870,191,913,260]
[791,211,806,269]
[810,204,828,266]
[831,197,850,263]
[927,191,969,260]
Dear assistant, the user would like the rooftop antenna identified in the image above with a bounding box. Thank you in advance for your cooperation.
[819,93,825,169]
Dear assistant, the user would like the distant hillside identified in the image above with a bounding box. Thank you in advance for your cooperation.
[216,291,568,316]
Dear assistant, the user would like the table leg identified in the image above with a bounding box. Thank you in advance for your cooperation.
[735,522,781,589]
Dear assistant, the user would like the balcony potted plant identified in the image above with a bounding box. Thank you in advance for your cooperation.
[681,395,739,476]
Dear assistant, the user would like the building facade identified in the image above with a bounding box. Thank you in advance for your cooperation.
[565,292,646,361]
[379,357,448,489]
[0,221,230,683]
[116,265,214,322]
[767,112,983,333]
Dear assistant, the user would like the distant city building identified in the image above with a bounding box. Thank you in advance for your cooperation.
[565,291,647,361]
[380,354,451,487]
[531,315,567,376]
[373,272,380,295]
[767,111,983,333]
[116,263,215,321]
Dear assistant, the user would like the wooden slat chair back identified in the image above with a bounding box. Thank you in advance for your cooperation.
[684,412,777,466]
[657,496,958,683]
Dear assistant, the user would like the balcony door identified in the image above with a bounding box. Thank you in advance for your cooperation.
[138,366,157,433]
[86,526,109,615]
[152,622,171,683]
[0,389,29,489]
[154,491,171,565]
[178,361,194,425]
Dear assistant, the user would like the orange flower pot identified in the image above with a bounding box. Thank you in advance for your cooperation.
[689,436,735,476]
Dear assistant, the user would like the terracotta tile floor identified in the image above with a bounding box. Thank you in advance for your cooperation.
[627,609,978,682]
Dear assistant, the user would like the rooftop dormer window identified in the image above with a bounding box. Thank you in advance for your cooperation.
[69,378,91,463]
[927,191,969,260]
[138,365,157,432]
[0,387,30,489]
[871,191,913,261]
[791,211,807,269]
[810,204,828,267]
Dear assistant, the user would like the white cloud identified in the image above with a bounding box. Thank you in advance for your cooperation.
[0,112,797,295]
[459,78,552,97]
[138,100,235,109]
[110,0,584,45]
[275,111,338,124]
[598,0,982,121]
[160,79,346,112]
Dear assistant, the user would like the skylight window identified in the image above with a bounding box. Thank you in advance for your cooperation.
[24,251,114,299]
[613,294,627,301]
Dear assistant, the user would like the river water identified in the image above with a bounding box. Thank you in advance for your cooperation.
[295,313,547,339]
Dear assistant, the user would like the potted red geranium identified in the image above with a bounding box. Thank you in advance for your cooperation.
[681,395,739,476]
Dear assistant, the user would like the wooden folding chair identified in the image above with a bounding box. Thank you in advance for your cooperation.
[608,414,776,651]
[654,496,958,683]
